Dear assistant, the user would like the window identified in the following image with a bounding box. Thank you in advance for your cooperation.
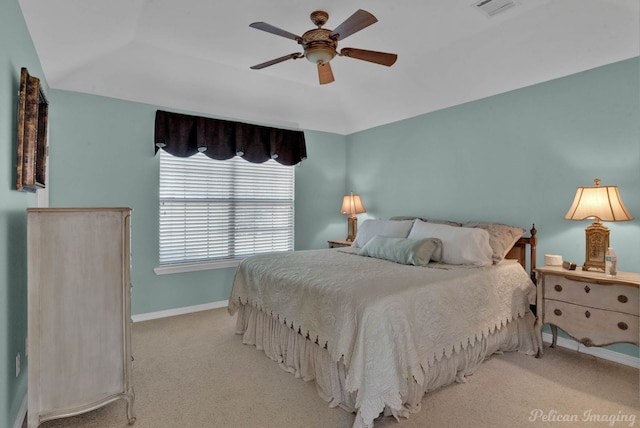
[158,150,294,269]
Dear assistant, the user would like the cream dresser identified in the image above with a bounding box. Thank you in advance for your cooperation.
[535,266,640,357]
[27,208,135,427]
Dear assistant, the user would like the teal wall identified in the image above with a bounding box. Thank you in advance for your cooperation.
[346,58,639,357]
[47,90,348,315]
[0,1,48,426]
[347,58,639,274]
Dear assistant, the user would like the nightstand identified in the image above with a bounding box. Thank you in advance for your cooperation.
[328,239,352,248]
[534,266,639,357]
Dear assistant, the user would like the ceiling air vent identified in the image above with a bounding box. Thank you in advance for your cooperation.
[474,0,517,17]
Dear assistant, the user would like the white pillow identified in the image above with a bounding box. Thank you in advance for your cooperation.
[407,220,493,266]
[352,219,415,248]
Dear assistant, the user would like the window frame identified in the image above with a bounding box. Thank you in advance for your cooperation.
[155,151,295,275]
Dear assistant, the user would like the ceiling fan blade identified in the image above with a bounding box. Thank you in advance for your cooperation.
[317,63,335,85]
[340,48,397,66]
[329,9,378,41]
[250,53,303,70]
[249,22,302,42]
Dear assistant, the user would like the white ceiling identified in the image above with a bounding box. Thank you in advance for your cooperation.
[19,0,639,135]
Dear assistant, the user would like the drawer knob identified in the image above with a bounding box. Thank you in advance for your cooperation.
[618,295,628,304]
[554,309,562,316]
[584,310,591,318]
[581,338,594,347]
[618,322,628,331]
[584,285,590,293]
[554,284,563,292]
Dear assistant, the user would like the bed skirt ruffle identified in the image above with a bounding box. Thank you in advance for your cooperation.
[234,303,538,428]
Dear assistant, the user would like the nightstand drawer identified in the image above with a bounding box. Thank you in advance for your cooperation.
[544,275,639,316]
[544,300,639,346]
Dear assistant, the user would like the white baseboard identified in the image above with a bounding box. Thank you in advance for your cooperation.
[131,300,229,323]
[13,393,27,428]
[542,332,639,368]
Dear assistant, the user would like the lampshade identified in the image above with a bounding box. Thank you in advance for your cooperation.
[341,192,366,215]
[565,179,633,222]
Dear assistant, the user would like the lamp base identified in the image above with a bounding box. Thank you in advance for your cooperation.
[346,215,358,242]
[582,221,609,272]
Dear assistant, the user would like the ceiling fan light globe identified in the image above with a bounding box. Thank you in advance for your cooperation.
[305,46,336,65]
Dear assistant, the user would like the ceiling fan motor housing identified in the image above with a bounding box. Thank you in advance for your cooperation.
[302,29,337,64]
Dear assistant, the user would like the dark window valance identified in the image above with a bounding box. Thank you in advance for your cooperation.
[154,110,307,166]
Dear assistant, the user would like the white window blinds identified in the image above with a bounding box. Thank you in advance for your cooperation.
[159,150,294,265]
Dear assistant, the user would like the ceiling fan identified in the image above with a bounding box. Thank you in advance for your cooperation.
[249,9,398,85]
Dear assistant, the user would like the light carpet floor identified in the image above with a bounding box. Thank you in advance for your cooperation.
[34,308,639,428]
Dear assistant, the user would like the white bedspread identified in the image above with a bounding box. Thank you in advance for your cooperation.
[228,248,536,426]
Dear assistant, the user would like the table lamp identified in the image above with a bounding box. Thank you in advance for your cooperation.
[341,192,366,241]
[565,179,633,271]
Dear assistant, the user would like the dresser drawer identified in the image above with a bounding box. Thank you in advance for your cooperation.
[544,274,639,316]
[544,300,639,346]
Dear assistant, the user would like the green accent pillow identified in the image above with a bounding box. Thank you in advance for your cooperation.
[358,235,442,267]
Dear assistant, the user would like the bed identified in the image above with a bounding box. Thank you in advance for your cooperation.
[228,218,539,427]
